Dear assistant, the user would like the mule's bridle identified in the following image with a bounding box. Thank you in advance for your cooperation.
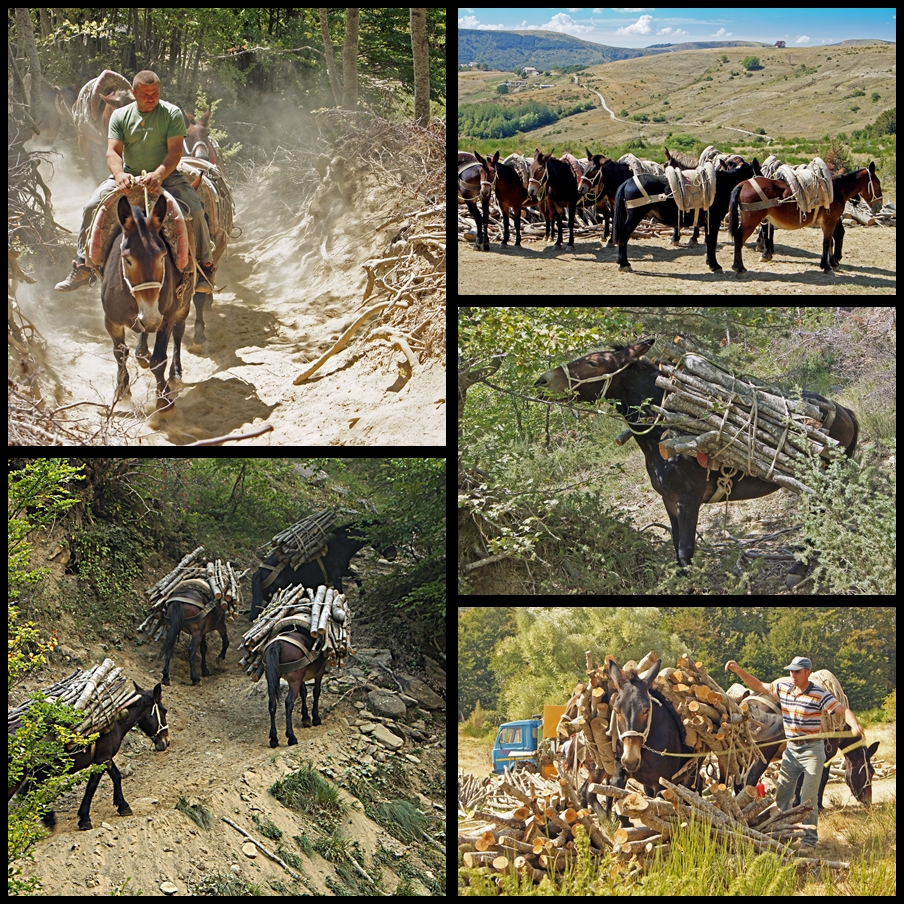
[610,694,660,748]
[556,359,631,396]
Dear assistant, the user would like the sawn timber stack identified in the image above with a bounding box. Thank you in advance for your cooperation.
[556,651,765,785]
[653,353,845,494]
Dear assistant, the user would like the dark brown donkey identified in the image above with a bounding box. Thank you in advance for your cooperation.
[160,586,229,685]
[474,151,530,248]
[528,150,580,249]
[534,338,859,579]
[9,682,169,830]
[101,194,191,410]
[265,630,330,747]
[729,163,883,274]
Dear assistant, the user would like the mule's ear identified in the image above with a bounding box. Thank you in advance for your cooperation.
[148,192,168,231]
[118,196,136,230]
[632,336,655,358]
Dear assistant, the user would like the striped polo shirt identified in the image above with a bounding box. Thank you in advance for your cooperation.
[770,677,841,739]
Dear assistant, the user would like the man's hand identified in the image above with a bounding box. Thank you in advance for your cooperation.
[139,171,163,192]
[725,660,738,673]
[114,172,134,190]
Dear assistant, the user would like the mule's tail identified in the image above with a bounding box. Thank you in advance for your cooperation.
[265,640,282,706]
[161,601,184,661]
[846,409,860,458]
[612,182,630,248]
[728,183,743,239]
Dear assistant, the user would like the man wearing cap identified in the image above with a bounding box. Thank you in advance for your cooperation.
[725,655,864,847]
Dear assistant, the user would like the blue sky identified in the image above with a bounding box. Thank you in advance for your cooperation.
[458,8,897,48]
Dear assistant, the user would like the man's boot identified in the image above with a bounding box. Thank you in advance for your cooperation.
[55,260,93,291]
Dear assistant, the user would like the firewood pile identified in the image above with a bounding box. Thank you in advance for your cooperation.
[138,546,245,640]
[458,767,850,889]
[652,353,844,495]
[258,510,336,569]
[557,651,765,786]
[8,658,140,739]
[238,584,351,681]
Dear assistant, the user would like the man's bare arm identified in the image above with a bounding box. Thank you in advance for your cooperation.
[725,660,770,696]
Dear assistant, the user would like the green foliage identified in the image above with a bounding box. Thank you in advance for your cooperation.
[458,98,594,139]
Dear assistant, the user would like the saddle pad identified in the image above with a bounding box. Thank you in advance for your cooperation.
[560,153,583,189]
[810,669,848,732]
[86,186,191,272]
[777,157,833,212]
[666,161,716,212]
[619,153,665,176]
[503,153,531,189]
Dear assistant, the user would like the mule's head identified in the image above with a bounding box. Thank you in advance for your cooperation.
[843,738,879,806]
[534,337,655,403]
[608,658,661,773]
[474,151,498,200]
[861,162,883,213]
[117,193,169,332]
[527,150,549,200]
[133,681,170,751]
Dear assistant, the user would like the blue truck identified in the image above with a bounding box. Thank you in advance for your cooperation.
[491,705,565,776]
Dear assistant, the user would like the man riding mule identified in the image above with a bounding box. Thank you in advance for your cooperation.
[726,655,865,847]
[56,69,215,294]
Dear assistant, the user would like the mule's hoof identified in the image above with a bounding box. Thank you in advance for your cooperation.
[287,736,298,746]
[192,677,201,685]
[162,676,170,686]
[269,737,279,748]
[618,265,632,272]
[78,820,93,831]
[118,805,133,817]
[313,717,322,726]
[301,718,312,728]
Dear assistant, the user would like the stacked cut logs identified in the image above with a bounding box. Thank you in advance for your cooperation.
[8,658,140,739]
[556,651,764,789]
[138,547,245,639]
[653,353,844,495]
[238,584,351,681]
[458,767,849,890]
[655,653,765,781]
[258,510,336,570]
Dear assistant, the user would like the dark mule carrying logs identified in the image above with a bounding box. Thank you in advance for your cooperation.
[249,522,395,620]
[534,338,859,578]
[9,682,169,830]
[607,659,698,826]
[160,586,229,685]
[265,631,329,747]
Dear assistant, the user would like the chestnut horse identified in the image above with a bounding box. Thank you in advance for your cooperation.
[265,631,329,747]
[534,337,859,579]
[728,163,883,274]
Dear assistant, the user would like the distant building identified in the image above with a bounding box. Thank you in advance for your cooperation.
[774,41,786,48]
[522,67,539,77]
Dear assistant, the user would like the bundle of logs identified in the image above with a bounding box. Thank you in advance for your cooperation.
[557,652,765,786]
[8,658,140,740]
[238,584,351,681]
[458,769,849,889]
[259,510,336,571]
[138,546,244,640]
[652,353,844,495]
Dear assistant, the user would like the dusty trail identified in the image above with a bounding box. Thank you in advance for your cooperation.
[18,146,446,445]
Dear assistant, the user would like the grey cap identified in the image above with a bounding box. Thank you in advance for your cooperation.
[784,656,812,671]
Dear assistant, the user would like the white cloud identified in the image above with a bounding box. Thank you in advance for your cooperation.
[795,35,811,44]
[616,14,653,36]
[711,27,733,38]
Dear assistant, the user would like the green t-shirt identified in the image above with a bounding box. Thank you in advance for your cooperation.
[108,99,185,176]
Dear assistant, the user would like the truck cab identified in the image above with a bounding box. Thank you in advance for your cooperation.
[491,705,565,776]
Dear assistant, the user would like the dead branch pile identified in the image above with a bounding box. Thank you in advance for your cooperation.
[8,658,140,738]
[653,353,844,494]
[138,546,244,640]
[238,584,351,681]
[458,766,849,889]
[556,651,764,786]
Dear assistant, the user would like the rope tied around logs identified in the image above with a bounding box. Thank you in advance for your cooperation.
[653,352,843,495]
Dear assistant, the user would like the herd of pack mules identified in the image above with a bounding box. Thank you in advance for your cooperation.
[9,521,389,830]
[458,145,883,276]
[567,660,877,829]
[75,69,234,410]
